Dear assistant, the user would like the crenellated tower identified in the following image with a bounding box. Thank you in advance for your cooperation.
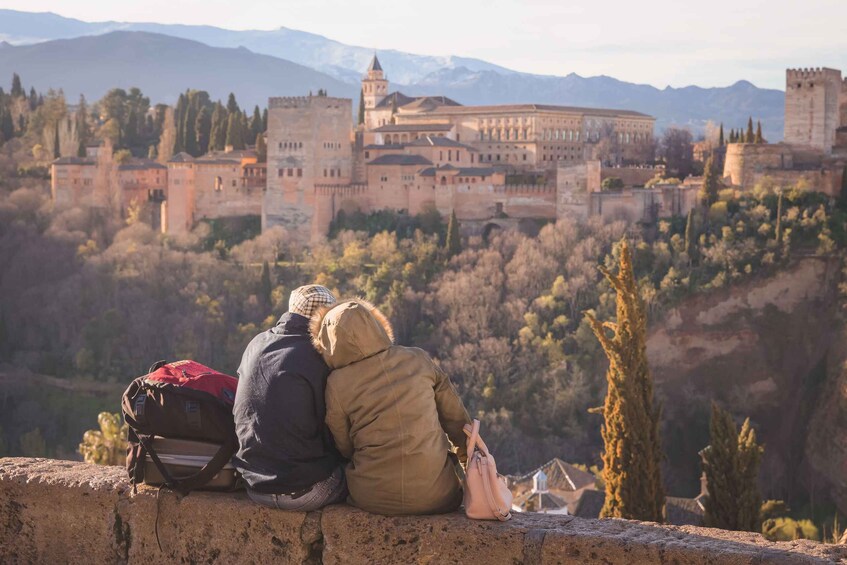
[784,67,843,153]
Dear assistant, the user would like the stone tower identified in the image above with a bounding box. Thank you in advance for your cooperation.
[362,54,388,111]
[264,95,353,242]
[784,67,843,153]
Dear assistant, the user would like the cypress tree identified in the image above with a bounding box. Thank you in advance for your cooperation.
[10,73,22,98]
[225,112,245,150]
[729,129,736,144]
[586,239,664,522]
[262,108,268,132]
[53,124,61,158]
[839,165,847,209]
[259,260,272,307]
[173,93,186,154]
[251,105,263,140]
[698,155,720,207]
[255,132,267,163]
[28,86,37,111]
[195,106,211,155]
[445,209,461,257]
[702,403,763,532]
[76,94,90,146]
[226,93,239,115]
[209,103,226,152]
[684,208,696,263]
[358,88,365,125]
[182,101,198,157]
[746,117,754,143]
[755,121,763,144]
[0,108,13,142]
[718,123,724,146]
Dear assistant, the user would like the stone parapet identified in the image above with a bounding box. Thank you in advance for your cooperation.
[2,458,845,564]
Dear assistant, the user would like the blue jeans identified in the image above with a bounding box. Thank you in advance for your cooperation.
[247,467,347,511]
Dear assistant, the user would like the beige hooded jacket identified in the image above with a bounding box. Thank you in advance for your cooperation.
[311,299,471,515]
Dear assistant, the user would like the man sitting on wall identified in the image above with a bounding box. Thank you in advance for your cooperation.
[233,284,347,510]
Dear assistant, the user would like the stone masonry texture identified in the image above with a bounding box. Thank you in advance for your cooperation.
[2,458,846,564]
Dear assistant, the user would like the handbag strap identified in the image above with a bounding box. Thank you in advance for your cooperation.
[480,457,511,521]
[463,419,490,457]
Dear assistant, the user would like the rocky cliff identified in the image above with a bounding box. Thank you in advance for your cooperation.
[647,257,844,510]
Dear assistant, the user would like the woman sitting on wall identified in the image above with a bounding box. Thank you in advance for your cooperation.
[310,299,471,515]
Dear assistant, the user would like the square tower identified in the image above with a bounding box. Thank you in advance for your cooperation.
[264,95,353,241]
[784,67,843,153]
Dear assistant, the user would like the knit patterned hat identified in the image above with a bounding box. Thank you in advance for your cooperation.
[289,285,337,319]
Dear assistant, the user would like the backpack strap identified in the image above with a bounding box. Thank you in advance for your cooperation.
[139,433,238,496]
[169,434,238,495]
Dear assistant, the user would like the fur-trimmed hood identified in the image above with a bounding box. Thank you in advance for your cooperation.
[309,299,395,370]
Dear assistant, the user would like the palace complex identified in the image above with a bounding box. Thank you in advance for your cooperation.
[63,56,808,242]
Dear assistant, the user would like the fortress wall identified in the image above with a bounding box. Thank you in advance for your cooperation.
[2,458,845,565]
[601,166,658,187]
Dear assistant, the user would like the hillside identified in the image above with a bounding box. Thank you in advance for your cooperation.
[0,9,786,138]
[0,31,356,107]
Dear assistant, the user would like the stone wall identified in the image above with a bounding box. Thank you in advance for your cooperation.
[2,458,845,564]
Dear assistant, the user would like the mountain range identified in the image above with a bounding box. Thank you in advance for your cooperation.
[0,9,786,139]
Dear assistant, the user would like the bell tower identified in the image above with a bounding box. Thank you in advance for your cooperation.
[362,54,388,111]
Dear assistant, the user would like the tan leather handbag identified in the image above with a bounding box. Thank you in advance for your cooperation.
[462,419,512,521]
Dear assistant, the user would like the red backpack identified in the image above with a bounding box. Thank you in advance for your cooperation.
[122,360,239,494]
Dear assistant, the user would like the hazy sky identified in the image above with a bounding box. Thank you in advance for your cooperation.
[2,0,846,89]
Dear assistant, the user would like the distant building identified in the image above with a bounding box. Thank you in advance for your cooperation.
[722,67,847,195]
[507,458,598,515]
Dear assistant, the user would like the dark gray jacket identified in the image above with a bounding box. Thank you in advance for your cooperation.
[233,312,341,493]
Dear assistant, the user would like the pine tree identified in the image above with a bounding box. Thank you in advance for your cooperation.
[225,112,245,150]
[698,155,720,206]
[259,260,272,307]
[702,403,763,532]
[718,123,724,146]
[746,117,754,143]
[586,239,664,522]
[255,132,267,163]
[358,88,365,126]
[755,121,763,144]
[445,209,461,257]
[226,92,239,115]
[10,73,23,98]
